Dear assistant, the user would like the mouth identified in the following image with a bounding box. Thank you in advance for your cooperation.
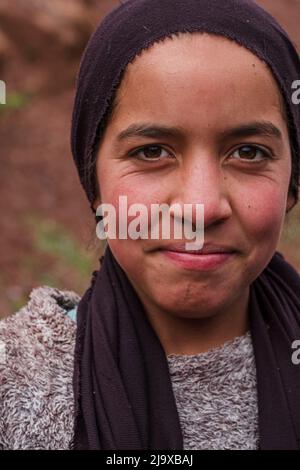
[157,243,238,271]
[158,242,237,255]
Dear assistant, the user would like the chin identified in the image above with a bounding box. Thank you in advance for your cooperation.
[150,287,231,319]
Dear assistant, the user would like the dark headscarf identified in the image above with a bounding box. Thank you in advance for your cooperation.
[71,0,300,209]
[71,0,300,450]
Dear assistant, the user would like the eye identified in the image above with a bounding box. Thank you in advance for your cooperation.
[231,145,272,162]
[128,145,174,161]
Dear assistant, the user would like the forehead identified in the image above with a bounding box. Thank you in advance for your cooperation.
[112,32,285,130]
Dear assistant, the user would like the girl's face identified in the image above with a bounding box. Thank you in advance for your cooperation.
[94,33,294,319]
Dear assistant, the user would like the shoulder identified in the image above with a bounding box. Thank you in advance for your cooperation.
[0,286,80,449]
[0,285,80,358]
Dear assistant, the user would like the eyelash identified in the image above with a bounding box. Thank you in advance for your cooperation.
[127,144,275,163]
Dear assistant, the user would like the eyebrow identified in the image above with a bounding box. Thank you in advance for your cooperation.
[116,121,283,142]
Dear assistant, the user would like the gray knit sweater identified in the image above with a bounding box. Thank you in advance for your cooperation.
[0,286,259,450]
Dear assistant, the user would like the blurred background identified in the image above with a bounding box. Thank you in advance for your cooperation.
[0,0,300,317]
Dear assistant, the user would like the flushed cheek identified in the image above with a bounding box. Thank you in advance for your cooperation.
[100,172,163,207]
[102,180,158,271]
[100,176,170,239]
[239,188,287,265]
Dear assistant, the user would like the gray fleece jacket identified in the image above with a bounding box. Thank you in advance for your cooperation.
[0,286,79,450]
[0,286,258,450]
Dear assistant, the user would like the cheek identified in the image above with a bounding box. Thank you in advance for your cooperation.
[99,184,154,232]
[98,159,160,202]
[238,182,287,253]
[98,175,156,271]
[99,170,165,222]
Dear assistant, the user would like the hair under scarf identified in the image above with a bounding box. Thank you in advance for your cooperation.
[71,0,300,450]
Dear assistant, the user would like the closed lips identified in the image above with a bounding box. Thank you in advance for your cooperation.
[160,243,237,254]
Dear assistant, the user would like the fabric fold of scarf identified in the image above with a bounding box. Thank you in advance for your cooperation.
[72,246,300,450]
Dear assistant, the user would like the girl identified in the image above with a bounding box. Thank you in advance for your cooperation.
[1,0,300,450]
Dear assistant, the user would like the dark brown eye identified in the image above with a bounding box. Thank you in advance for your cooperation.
[129,145,173,161]
[232,145,270,162]
[143,146,164,159]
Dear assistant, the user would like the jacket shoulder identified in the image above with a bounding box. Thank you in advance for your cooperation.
[0,286,80,449]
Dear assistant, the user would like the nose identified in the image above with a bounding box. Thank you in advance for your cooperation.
[170,154,233,230]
